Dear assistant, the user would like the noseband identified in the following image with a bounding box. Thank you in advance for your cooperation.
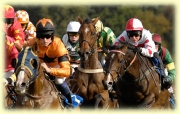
[105,50,137,84]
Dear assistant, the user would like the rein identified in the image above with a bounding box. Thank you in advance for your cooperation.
[117,52,137,83]
[106,50,137,84]
[78,21,103,73]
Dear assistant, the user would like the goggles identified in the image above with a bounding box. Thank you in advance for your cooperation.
[68,33,79,37]
[21,23,28,28]
[127,31,142,38]
[5,18,14,24]
[37,34,52,39]
[128,33,140,37]
[154,42,161,45]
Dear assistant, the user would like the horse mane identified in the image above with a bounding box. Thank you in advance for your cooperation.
[31,42,38,55]
[84,17,92,24]
[109,42,129,52]
[78,16,100,25]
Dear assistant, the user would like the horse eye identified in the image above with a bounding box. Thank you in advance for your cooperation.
[92,32,96,37]
[85,52,89,55]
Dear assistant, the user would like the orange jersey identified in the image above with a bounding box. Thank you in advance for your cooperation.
[37,36,70,77]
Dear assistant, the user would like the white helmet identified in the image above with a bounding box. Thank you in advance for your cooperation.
[67,21,81,33]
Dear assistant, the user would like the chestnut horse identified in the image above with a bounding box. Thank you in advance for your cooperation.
[70,17,110,109]
[104,43,170,109]
[11,45,64,110]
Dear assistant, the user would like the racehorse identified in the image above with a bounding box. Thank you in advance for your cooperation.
[70,17,110,109]
[11,44,64,110]
[104,43,170,109]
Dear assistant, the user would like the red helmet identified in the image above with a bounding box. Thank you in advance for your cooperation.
[152,33,162,44]
[3,5,15,18]
[126,18,143,31]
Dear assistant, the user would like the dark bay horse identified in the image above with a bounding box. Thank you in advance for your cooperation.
[104,43,170,109]
[11,44,64,110]
[70,17,110,109]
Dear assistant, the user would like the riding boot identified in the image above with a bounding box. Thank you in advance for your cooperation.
[153,52,165,77]
[55,82,73,108]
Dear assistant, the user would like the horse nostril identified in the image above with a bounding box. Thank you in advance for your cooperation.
[85,52,90,55]
[21,83,26,87]
[20,83,26,93]
[109,82,113,85]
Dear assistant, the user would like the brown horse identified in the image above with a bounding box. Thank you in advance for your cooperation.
[70,17,110,109]
[11,45,64,110]
[104,43,170,109]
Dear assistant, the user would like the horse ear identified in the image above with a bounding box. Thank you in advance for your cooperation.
[11,58,18,68]
[78,16,83,24]
[32,42,38,55]
[92,17,99,25]
[122,43,129,52]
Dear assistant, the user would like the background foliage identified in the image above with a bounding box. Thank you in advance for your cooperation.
[13,5,175,59]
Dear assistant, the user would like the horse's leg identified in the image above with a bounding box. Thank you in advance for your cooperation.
[94,94,102,108]
[107,99,119,109]
[138,93,155,108]
[151,90,170,109]
[99,90,109,108]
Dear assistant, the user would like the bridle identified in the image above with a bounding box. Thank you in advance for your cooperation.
[14,47,40,90]
[79,22,98,57]
[104,49,137,84]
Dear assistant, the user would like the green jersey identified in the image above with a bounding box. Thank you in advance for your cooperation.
[98,27,116,48]
[159,46,176,82]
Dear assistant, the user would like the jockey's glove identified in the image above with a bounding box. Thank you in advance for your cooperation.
[102,47,109,54]
[162,76,173,89]
[4,78,12,86]
[133,47,142,53]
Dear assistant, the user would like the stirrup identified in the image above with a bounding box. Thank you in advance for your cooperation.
[65,103,74,109]
[170,93,176,109]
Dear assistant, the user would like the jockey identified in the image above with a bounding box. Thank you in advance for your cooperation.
[152,33,175,90]
[4,35,18,83]
[62,21,81,74]
[15,10,36,47]
[114,18,165,76]
[3,5,24,79]
[3,5,25,52]
[35,18,73,108]
[92,18,116,66]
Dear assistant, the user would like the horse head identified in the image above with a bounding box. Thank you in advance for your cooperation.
[11,43,39,94]
[104,43,129,88]
[78,16,99,63]
[104,43,139,88]
[105,43,167,108]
